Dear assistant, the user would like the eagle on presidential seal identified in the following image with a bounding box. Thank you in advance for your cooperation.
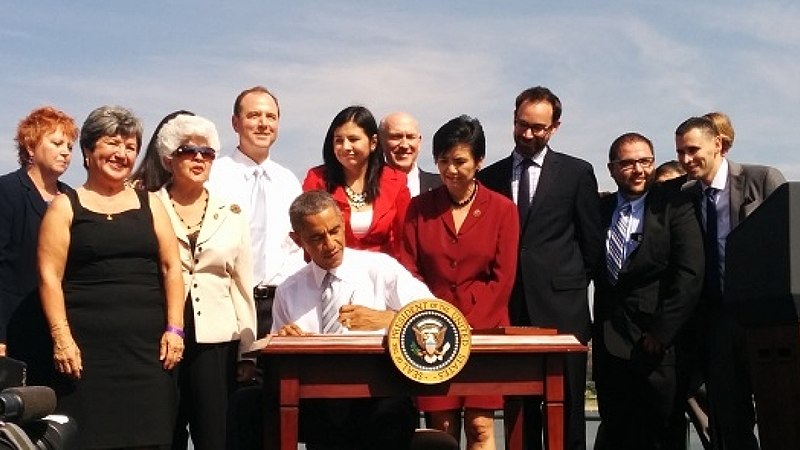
[412,318,452,363]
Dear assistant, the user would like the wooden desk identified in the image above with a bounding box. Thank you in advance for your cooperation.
[258,333,586,450]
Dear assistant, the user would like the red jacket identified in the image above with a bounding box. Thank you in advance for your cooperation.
[302,165,410,259]
[399,183,519,328]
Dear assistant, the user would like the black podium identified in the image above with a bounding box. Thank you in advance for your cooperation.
[726,181,799,450]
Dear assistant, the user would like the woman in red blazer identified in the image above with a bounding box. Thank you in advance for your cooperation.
[303,106,410,259]
[399,115,519,450]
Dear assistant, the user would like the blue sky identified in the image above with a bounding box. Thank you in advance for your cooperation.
[2,1,798,191]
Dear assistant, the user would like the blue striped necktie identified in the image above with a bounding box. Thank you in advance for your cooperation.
[320,272,343,334]
[606,203,631,284]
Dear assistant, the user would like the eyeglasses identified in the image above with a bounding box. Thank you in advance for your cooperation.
[610,157,655,171]
[173,145,216,160]
[514,119,553,136]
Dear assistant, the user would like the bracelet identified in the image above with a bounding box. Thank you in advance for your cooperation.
[165,325,185,339]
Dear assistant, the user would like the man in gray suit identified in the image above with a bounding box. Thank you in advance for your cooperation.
[675,116,785,450]
[379,112,441,196]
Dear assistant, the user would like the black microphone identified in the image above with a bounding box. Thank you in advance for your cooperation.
[0,386,56,423]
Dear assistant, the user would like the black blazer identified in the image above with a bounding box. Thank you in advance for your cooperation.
[418,168,442,195]
[593,181,704,360]
[0,169,70,342]
[477,149,603,341]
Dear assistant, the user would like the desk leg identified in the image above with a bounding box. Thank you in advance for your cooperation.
[504,397,524,450]
[279,407,299,450]
[544,356,566,450]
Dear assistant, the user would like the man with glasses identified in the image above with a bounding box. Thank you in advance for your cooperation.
[675,116,784,450]
[379,112,441,197]
[478,86,603,450]
[592,132,703,450]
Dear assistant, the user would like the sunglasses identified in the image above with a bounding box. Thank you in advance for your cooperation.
[173,145,216,160]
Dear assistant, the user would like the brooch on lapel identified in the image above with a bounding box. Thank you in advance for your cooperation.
[473,209,482,217]
[230,204,241,214]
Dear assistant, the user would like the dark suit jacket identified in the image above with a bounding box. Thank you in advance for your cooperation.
[681,159,786,229]
[477,149,603,341]
[593,181,704,360]
[0,169,70,341]
[399,183,519,328]
[303,165,411,259]
[418,168,442,195]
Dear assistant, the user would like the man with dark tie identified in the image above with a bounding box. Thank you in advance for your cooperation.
[675,116,785,450]
[271,189,433,450]
[477,86,603,450]
[593,132,703,450]
[379,112,442,196]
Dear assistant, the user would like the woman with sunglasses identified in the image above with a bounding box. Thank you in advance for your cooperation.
[148,114,257,450]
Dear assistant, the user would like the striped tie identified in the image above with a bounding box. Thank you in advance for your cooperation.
[606,203,631,284]
[320,272,343,334]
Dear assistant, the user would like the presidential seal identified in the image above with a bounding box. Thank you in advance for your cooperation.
[387,299,471,384]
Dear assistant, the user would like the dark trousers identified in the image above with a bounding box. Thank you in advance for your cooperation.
[520,352,587,450]
[253,285,276,338]
[172,336,239,450]
[226,386,416,450]
[593,342,686,450]
[705,308,759,450]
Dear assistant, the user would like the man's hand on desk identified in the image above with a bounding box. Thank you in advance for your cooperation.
[277,323,309,336]
[339,304,395,331]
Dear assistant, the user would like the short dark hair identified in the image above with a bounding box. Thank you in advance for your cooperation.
[655,160,686,180]
[289,190,341,233]
[431,115,486,162]
[608,132,654,162]
[675,116,718,139]
[515,86,562,123]
[233,86,280,117]
[321,105,384,203]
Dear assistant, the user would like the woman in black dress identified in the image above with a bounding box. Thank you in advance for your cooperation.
[38,105,185,449]
[0,106,77,386]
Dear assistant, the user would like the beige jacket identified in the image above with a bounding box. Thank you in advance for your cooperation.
[157,188,256,360]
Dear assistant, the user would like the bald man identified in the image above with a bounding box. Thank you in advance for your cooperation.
[379,112,441,196]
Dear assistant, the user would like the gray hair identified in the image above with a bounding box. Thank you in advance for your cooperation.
[79,106,143,168]
[156,115,220,169]
[289,190,341,232]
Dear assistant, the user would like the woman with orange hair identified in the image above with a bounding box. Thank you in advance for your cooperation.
[0,106,78,386]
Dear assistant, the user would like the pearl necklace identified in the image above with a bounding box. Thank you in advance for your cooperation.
[449,181,478,208]
[344,185,367,209]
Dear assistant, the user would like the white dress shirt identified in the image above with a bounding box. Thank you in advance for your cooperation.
[512,147,547,205]
[207,148,304,286]
[606,193,647,266]
[406,164,421,197]
[271,248,434,334]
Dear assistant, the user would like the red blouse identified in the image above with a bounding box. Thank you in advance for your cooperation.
[399,182,519,328]
[302,165,410,259]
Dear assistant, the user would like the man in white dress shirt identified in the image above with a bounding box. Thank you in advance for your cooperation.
[207,86,304,338]
[270,190,432,450]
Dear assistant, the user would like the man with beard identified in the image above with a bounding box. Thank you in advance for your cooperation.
[477,86,603,450]
[592,133,703,450]
[379,112,441,196]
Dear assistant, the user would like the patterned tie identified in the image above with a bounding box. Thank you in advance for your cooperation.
[704,188,721,296]
[320,272,343,334]
[250,167,268,283]
[518,157,534,224]
[606,203,631,284]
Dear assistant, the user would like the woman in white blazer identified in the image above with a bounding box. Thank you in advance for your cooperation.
[139,112,257,450]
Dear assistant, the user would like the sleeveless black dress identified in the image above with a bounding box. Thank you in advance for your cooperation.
[56,189,176,448]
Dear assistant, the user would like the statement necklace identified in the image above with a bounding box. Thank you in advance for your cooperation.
[449,181,478,208]
[344,185,367,209]
[170,190,209,231]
